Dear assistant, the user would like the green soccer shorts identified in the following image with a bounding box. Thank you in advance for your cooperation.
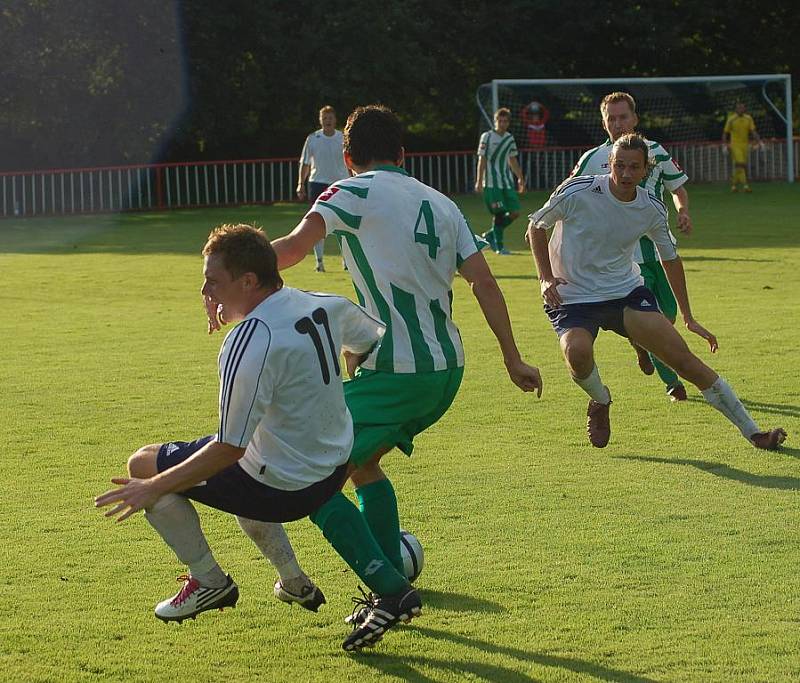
[482,187,520,215]
[344,366,464,467]
[639,260,677,322]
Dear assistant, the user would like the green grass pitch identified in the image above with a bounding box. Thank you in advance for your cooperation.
[1,183,799,682]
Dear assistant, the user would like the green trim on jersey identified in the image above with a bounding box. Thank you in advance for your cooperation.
[318,200,361,229]
[574,143,610,176]
[373,164,409,176]
[391,284,435,372]
[661,171,685,180]
[430,298,459,369]
[337,184,369,199]
[334,230,395,371]
[489,134,515,189]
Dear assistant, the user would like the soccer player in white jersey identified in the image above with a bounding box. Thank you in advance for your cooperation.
[96,224,422,652]
[208,105,542,637]
[474,107,526,255]
[571,91,692,402]
[528,133,785,451]
[297,105,350,272]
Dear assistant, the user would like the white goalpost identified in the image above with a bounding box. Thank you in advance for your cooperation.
[477,74,794,183]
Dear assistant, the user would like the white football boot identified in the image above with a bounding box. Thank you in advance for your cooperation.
[155,574,239,623]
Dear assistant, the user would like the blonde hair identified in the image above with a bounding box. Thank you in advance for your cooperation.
[319,105,336,117]
[494,107,511,119]
[600,92,637,117]
[203,223,282,290]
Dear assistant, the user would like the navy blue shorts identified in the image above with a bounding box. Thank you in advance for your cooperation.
[544,286,661,339]
[308,181,330,203]
[156,436,348,523]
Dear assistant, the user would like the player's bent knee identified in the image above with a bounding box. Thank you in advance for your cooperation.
[127,444,161,479]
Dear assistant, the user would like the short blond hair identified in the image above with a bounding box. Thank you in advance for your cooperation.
[202,223,282,290]
[600,92,637,117]
[494,107,511,119]
[319,105,336,117]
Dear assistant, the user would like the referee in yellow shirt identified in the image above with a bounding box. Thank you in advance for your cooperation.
[722,101,763,193]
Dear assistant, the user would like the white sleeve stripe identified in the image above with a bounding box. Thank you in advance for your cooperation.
[219,319,259,442]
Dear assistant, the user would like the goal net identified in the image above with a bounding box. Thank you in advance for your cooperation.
[476,75,794,183]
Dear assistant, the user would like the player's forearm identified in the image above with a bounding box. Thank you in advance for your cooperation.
[470,274,523,364]
[149,441,244,496]
[671,186,689,213]
[661,257,694,321]
[528,224,554,281]
[271,213,326,269]
[475,158,486,187]
[297,164,311,188]
[510,158,525,183]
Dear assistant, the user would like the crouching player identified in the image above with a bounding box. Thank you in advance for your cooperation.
[527,133,786,450]
[96,224,419,652]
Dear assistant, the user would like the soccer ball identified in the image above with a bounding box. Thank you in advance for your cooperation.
[399,529,424,583]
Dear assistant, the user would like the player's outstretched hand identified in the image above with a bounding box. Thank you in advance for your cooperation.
[95,477,161,523]
[685,318,718,353]
[540,277,567,307]
[505,358,543,397]
[204,295,225,335]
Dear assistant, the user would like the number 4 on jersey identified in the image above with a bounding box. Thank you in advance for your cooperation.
[414,200,440,259]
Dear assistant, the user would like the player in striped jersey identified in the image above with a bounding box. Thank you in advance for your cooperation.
[97,225,423,651]
[212,105,542,637]
[529,134,785,451]
[570,91,693,402]
[475,107,526,255]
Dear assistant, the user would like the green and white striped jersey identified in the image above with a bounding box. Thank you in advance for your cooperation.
[571,138,688,202]
[571,138,687,263]
[312,165,486,374]
[477,130,518,189]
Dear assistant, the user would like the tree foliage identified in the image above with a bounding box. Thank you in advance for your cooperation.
[1,0,797,170]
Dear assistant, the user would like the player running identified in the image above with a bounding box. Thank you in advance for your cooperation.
[528,133,785,451]
[207,105,542,647]
[475,107,526,255]
[571,91,692,402]
[97,225,419,652]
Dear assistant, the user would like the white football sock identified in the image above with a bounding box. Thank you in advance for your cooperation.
[145,494,227,588]
[236,517,306,585]
[573,364,611,404]
[313,240,325,262]
[701,377,760,439]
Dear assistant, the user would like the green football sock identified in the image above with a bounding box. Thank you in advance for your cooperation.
[651,353,680,388]
[310,492,408,596]
[355,479,404,574]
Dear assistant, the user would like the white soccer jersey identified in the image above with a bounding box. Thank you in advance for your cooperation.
[477,130,518,189]
[529,175,677,305]
[311,165,486,374]
[216,287,385,491]
[571,138,687,264]
[300,129,349,184]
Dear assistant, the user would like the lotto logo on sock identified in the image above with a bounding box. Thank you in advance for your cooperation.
[363,559,385,576]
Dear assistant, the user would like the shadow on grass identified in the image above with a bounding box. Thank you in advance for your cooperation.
[685,396,800,419]
[615,455,800,489]
[680,255,771,263]
[353,626,657,683]
[419,588,505,614]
